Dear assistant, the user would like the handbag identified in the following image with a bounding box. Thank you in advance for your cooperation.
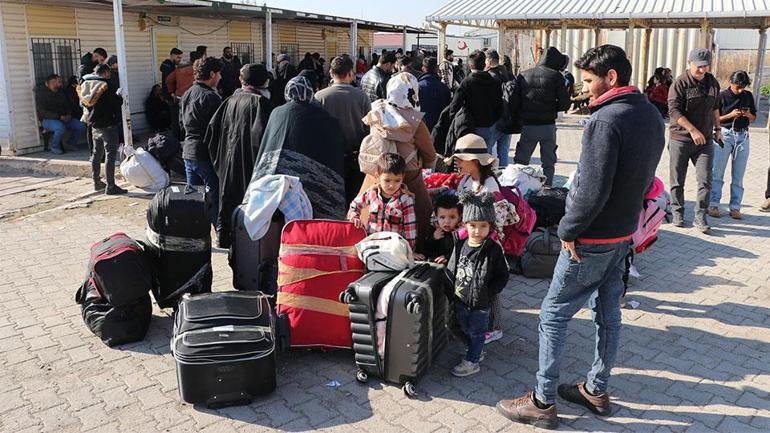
[355,232,415,272]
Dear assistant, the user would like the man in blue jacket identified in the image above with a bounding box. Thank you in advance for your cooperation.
[496,45,665,429]
[417,57,451,132]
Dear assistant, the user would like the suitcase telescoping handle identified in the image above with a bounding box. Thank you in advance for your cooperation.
[339,287,357,304]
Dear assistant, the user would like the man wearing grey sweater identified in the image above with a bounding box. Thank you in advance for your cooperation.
[314,55,371,202]
[497,45,665,429]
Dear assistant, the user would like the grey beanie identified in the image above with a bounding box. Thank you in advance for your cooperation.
[458,190,496,224]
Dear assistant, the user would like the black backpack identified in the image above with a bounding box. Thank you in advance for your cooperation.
[527,187,569,228]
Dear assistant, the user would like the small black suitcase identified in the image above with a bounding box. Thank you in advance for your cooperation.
[342,262,449,397]
[146,184,213,308]
[229,207,283,296]
[172,291,276,408]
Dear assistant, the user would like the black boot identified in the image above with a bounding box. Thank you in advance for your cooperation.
[104,163,127,195]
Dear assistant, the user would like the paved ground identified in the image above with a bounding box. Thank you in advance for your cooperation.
[1,125,769,433]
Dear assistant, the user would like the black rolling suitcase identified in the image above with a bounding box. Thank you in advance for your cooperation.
[341,262,449,397]
[146,184,213,308]
[229,207,283,296]
[172,291,276,407]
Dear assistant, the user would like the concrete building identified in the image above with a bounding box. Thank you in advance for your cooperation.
[0,0,425,155]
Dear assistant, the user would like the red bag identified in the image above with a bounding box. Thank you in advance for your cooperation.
[276,220,367,349]
[423,171,462,191]
[494,186,537,256]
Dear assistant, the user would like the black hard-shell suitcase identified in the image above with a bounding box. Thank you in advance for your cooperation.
[229,207,283,296]
[172,291,276,408]
[146,184,213,308]
[342,262,449,397]
[75,278,152,347]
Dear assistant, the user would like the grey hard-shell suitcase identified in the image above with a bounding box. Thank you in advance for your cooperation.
[341,262,449,397]
[229,206,283,297]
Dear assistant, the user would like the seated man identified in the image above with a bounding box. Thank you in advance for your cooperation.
[35,73,86,154]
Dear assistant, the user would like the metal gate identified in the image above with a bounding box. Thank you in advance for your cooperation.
[31,38,81,86]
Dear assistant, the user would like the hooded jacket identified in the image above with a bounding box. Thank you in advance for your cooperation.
[559,87,665,242]
[516,47,571,125]
[446,235,509,310]
[418,72,452,132]
[270,62,297,106]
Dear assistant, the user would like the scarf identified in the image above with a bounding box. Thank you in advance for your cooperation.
[284,76,314,103]
[386,72,419,109]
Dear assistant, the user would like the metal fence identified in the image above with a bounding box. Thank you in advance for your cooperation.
[31,38,82,86]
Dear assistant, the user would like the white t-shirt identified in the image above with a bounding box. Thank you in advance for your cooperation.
[458,175,500,195]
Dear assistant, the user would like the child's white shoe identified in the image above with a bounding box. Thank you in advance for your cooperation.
[451,360,480,377]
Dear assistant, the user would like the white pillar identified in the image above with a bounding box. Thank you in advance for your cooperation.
[402,27,407,52]
[655,28,666,69]
[545,29,552,48]
[560,23,568,53]
[754,28,767,106]
[498,22,507,56]
[350,20,358,59]
[265,9,273,71]
[666,29,676,70]
[625,21,635,60]
[112,0,132,147]
[438,23,447,57]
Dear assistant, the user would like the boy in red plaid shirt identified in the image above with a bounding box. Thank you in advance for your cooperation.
[347,153,417,249]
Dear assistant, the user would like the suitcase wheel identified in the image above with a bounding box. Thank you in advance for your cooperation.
[402,381,417,398]
[406,299,421,316]
[340,290,356,304]
[355,369,368,384]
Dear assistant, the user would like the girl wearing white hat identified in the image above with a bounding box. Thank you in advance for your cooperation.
[450,133,501,195]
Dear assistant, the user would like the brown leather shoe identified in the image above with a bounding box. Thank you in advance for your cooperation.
[496,392,558,430]
[558,382,611,416]
[729,209,742,220]
[707,206,721,218]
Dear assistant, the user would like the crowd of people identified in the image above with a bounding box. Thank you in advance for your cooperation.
[32,40,770,428]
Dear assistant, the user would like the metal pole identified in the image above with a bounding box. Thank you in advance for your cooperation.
[350,20,358,59]
[594,28,601,47]
[112,0,132,147]
[497,22,506,54]
[560,23,567,53]
[402,26,407,52]
[754,28,767,107]
[700,19,710,49]
[265,9,273,71]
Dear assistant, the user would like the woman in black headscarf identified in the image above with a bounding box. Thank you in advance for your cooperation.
[252,76,346,220]
[145,84,172,132]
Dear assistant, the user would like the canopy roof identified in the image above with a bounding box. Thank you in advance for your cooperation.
[427,0,770,30]
[76,0,428,33]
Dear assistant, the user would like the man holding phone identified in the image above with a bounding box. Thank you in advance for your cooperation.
[668,48,722,233]
[709,70,756,220]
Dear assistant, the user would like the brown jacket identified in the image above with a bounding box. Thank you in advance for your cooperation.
[667,70,720,142]
[166,65,195,98]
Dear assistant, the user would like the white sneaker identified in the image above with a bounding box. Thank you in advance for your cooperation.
[451,360,480,377]
[484,329,503,344]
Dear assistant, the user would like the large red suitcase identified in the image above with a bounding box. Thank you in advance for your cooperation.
[276,220,367,349]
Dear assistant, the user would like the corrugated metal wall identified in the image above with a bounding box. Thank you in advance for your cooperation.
[0,4,12,152]
[3,3,38,154]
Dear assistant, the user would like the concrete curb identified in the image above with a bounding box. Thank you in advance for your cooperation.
[0,154,93,178]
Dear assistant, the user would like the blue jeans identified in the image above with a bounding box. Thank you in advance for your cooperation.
[454,302,489,363]
[535,241,629,404]
[710,128,750,211]
[184,159,219,225]
[41,118,86,150]
[514,124,558,186]
[474,124,512,167]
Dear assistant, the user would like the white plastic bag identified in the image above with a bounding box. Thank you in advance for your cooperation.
[119,146,169,192]
[355,232,415,272]
[499,164,546,198]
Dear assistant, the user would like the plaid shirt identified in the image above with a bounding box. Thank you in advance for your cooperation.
[347,186,417,249]
[439,59,456,91]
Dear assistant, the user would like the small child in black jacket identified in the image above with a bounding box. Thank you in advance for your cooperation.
[422,194,462,264]
[446,191,509,377]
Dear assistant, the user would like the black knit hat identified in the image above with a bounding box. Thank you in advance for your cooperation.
[458,190,496,223]
[241,63,270,87]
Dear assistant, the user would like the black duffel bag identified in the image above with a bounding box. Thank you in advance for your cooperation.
[75,278,152,347]
[527,187,568,229]
[88,232,154,307]
[520,227,562,279]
